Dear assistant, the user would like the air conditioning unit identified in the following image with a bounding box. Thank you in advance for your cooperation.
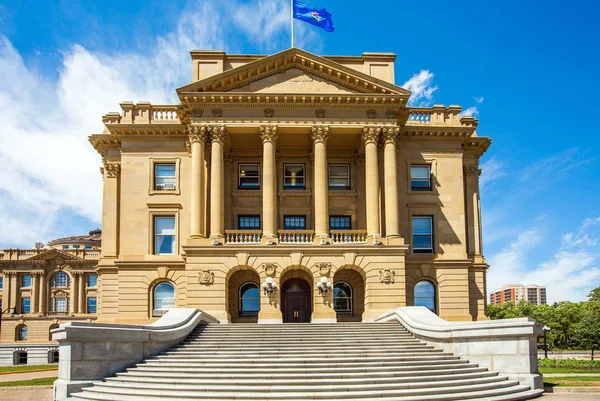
[155,184,165,190]
[152,309,168,317]
[164,183,176,190]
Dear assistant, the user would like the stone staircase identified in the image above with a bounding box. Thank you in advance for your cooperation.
[69,321,543,400]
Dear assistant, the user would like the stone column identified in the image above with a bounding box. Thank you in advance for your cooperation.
[189,125,208,239]
[362,127,381,239]
[464,162,484,262]
[38,273,46,315]
[78,273,85,313]
[4,272,14,314]
[311,126,330,241]
[101,161,120,258]
[209,126,227,241]
[260,125,279,243]
[382,127,402,244]
[31,273,39,314]
[72,273,79,314]
[9,273,17,314]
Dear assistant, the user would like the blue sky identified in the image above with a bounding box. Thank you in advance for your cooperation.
[0,0,598,303]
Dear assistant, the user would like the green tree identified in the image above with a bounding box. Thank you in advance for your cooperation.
[588,286,600,302]
[574,302,600,360]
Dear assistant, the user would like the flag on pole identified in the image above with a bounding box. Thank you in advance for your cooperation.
[292,0,335,32]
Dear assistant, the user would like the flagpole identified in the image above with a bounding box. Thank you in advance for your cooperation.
[290,0,294,48]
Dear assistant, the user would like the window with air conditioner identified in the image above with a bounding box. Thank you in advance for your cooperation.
[155,164,176,191]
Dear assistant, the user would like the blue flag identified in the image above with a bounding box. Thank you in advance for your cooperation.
[293,0,335,32]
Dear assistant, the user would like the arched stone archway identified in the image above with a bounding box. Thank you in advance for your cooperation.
[226,267,260,323]
[333,267,365,322]
[280,267,314,323]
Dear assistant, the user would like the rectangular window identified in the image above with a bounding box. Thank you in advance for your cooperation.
[284,216,306,230]
[412,216,433,253]
[238,215,260,230]
[55,298,67,312]
[329,164,350,190]
[283,164,305,189]
[87,297,97,313]
[154,216,176,255]
[21,275,32,288]
[73,245,80,249]
[238,164,260,189]
[154,163,176,190]
[330,216,351,230]
[0,277,3,289]
[21,298,31,314]
[410,165,432,191]
[84,245,93,250]
[87,274,98,288]
[62,245,69,250]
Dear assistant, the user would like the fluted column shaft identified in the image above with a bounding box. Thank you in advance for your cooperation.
[312,126,330,239]
[210,126,227,240]
[260,126,278,239]
[78,274,85,313]
[189,126,208,238]
[363,127,381,238]
[383,127,400,239]
[38,273,45,315]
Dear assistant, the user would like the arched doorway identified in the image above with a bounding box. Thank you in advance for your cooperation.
[281,278,311,323]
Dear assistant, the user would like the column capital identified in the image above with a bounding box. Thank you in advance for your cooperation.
[381,126,400,144]
[31,270,45,276]
[103,160,121,178]
[311,126,329,145]
[210,125,228,143]
[362,126,381,144]
[463,163,482,177]
[188,124,211,143]
[259,125,279,144]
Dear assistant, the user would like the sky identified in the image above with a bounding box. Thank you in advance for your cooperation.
[0,0,598,304]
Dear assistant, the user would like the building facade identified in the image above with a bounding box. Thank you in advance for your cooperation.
[490,284,547,306]
[0,48,491,360]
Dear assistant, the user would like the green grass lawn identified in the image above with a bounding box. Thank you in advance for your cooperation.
[0,365,58,374]
[540,367,600,374]
[0,377,56,387]
[544,376,600,387]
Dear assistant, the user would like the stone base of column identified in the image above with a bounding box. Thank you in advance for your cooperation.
[260,234,279,245]
[366,234,384,245]
[385,235,405,245]
[313,233,332,245]
[186,236,207,246]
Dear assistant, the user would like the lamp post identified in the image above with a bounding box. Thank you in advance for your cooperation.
[261,277,277,295]
[317,276,332,295]
[542,325,551,359]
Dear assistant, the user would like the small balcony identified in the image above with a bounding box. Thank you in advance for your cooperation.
[222,229,368,245]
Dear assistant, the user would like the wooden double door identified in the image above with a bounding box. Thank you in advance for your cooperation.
[281,278,311,323]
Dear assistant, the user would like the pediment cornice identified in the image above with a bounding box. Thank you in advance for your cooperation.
[177,48,411,97]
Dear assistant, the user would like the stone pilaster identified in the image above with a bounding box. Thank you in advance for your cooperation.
[382,127,403,244]
[102,160,120,258]
[311,126,330,242]
[78,273,85,313]
[188,125,209,240]
[72,272,80,314]
[30,272,40,314]
[9,272,17,314]
[4,272,15,314]
[38,272,46,315]
[260,125,279,243]
[362,126,381,240]
[210,126,227,242]
[464,162,484,262]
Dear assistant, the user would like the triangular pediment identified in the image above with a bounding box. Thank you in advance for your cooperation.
[26,249,85,262]
[177,48,411,97]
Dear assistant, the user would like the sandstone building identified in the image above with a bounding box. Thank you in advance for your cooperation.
[0,48,490,363]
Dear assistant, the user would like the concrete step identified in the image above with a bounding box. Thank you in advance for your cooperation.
[159,349,443,358]
[183,338,421,346]
[71,380,529,400]
[174,343,427,351]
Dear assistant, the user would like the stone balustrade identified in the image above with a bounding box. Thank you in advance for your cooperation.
[103,102,180,125]
[407,105,478,128]
[224,230,261,244]
[0,249,100,260]
[53,308,218,399]
[152,107,179,121]
[278,230,315,244]
[330,230,367,243]
[375,306,544,390]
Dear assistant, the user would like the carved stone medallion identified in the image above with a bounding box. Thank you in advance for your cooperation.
[264,108,274,118]
[316,262,332,277]
[315,109,326,118]
[211,109,223,118]
[386,110,397,119]
[263,263,277,277]
[198,270,215,284]
[191,108,203,118]
[366,110,377,119]
[379,269,396,284]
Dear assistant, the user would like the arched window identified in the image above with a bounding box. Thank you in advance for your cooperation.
[153,282,175,317]
[333,281,353,314]
[49,324,59,341]
[51,272,70,288]
[414,280,436,314]
[16,325,28,341]
[239,282,260,316]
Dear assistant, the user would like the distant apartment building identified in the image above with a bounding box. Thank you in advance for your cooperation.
[489,284,547,306]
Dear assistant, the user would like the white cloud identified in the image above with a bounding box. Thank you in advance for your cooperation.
[403,70,438,107]
[519,147,594,184]
[480,156,505,188]
[487,217,600,303]
[460,106,478,117]
[0,1,293,248]
[474,96,484,104]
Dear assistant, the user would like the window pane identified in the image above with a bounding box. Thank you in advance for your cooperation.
[0,277,3,289]
[284,216,306,229]
[415,297,435,311]
[334,298,349,311]
[410,165,430,179]
[239,164,260,188]
[155,164,176,177]
[84,245,92,249]
[330,216,351,230]
[22,275,32,287]
[155,235,175,254]
[154,283,175,311]
[239,215,260,230]
[56,298,67,312]
[62,245,69,250]
[22,298,30,313]
[413,235,432,249]
[412,217,432,234]
[330,165,349,176]
[87,275,98,287]
[415,281,435,297]
[87,297,97,313]
[155,217,175,235]
[19,327,28,341]
[73,245,80,249]
[284,164,305,188]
